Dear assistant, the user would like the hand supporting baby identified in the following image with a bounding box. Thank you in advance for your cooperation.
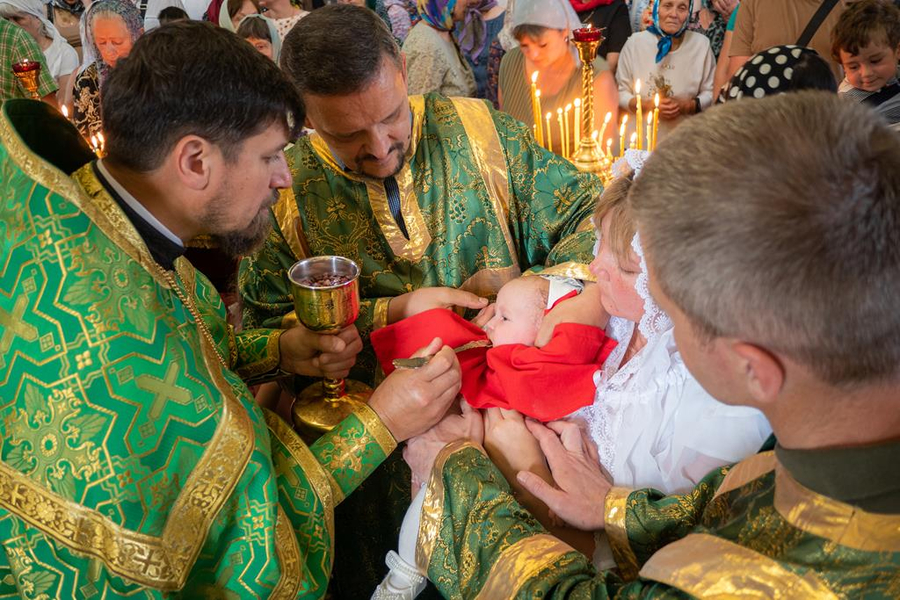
[534,282,609,347]
[404,399,484,489]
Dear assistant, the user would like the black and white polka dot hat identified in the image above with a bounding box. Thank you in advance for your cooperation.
[719,45,834,103]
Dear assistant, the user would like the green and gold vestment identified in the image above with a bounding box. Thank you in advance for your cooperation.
[417,440,900,598]
[0,100,397,598]
[238,93,603,596]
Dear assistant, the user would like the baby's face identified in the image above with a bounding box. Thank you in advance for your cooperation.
[483,279,544,347]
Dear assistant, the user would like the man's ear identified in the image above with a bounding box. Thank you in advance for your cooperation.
[171,135,215,192]
[730,341,786,406]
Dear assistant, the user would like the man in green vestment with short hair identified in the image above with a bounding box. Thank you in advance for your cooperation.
[0,21,464,599]
[238,7,603,592]
[404,92,900,598]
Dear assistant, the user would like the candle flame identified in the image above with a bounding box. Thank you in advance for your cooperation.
[654,93,660,107]
[574,98,581,107]
[587,23,592,29]
[61,105,68,118]
[648,113,653,125]
[532,71,538,84]
[97,132,105,145]
[536,90,541,98]
[603,112,612,124]
[592,130,598,140]
[557,108,563,115]
[606,138,612,148]
[546,112,552,119]
[630,132,637,144]
[565,103,572,111]
[635,79,641,95]
[620,122,626,135]
[90,135,97,148]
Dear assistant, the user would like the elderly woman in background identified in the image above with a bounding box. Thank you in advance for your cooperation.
[0,0,79,106]
[402,0,475,96]
[498,0,618,157]
[218,0,259,30]
[73,0,142,139]
[617,0,714,143]
[236,13,280,61]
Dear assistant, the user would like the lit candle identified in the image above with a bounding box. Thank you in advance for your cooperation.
[647,113,653,150]
[545,112,553,152]
[652,93,660,151]
[573,98,582,151]
[634,79,643,151]
[96,132,105,155]
[592,129,599,142]
[598,112,612,150]
[630,132,637,150]
[61,105,69,120]
[563,103,572,159]
[557,108,565,158]
[606,138,613,160]
[90,134,100,158]
[530,71,544,147]
[619,114,628,157]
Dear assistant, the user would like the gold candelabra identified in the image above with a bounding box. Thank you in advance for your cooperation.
[12,59,41,99]
[570,26,613,182]
[288,256,371,437]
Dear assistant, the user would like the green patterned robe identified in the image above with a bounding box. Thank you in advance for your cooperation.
[0,99,398,598]
[417,440,900,599]
[238,92,603,596]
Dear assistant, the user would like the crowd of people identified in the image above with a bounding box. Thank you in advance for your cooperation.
[0,0,898,599]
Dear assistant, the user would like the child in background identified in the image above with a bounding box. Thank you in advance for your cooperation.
[832,0,900,128]
[236,13,280,62]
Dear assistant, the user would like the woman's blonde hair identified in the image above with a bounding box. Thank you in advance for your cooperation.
[593,170,637,267]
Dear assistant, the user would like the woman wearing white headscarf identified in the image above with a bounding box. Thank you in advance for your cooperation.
[497,0,618,158]
[235,13,280,62]
[0,0,79,105]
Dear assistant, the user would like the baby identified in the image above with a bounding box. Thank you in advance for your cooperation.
[370,274,613,600]
[371,274,615,422]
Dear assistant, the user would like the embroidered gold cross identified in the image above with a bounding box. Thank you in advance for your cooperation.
[0,296,38,353]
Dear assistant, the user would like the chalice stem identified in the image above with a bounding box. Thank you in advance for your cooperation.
[323,377,346,401]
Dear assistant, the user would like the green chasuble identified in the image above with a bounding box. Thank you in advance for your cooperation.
[0,100,398,598]
[418,440,900,599]
[238,92,603,596]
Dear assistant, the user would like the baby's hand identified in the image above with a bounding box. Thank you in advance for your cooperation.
[483,408,547,477]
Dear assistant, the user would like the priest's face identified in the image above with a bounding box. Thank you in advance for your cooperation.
[203,120,292,256]
[303,56,412,179]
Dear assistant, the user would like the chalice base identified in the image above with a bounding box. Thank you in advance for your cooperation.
[292,379,372,438]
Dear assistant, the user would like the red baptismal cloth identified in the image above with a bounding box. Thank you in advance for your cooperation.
[371,308,617,422]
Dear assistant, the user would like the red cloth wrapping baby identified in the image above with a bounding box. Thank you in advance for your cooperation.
[371,308,617,422]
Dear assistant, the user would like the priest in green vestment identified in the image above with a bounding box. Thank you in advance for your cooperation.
[0,21,465,599]
[237,8,602,593]
[404,93,900,598]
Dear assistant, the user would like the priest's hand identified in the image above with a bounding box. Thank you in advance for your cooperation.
[388,287,488,323]
[516,420,612,532]
[404,399,484,484]
[369,337,462,442]
[278,324,363,379]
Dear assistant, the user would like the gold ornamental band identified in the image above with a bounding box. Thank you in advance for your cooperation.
[712,451,776,501]
[270,505,304,599]
[474,534,576,600]
[604,485,639,581]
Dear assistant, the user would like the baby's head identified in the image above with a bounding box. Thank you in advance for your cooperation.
[483,276,549,347]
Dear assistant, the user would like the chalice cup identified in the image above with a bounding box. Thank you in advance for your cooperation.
[288,256,371,437]
[12,59,41,99]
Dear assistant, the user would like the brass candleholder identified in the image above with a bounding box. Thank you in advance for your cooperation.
[288,256,371,437]
[12,59,41,99]
[571,27,613,183]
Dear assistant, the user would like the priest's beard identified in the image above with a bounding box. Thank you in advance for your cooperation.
[205,190,279,257]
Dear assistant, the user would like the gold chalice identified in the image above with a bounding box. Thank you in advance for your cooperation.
[288,256,371,437]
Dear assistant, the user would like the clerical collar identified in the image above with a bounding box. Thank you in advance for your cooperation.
[93,161,185,270]
[776,439,900,514]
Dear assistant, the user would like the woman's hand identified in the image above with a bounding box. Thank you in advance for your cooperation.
[659,96,694,120]
[483,408,547,477]
[712,0,738,18]
[534,283,608,347]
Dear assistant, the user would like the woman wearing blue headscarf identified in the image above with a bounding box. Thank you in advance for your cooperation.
[616,0,714,143]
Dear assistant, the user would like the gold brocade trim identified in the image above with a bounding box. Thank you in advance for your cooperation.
[474,534,576,600]
[352,403,397,457]
[604,486,639,581]
[416,440,485,572]
[271,183,306,262]
[773,464,900,553]
[234,329,284,380]
[458,265,521,299]
[713,451,776,501]
[264,410,338,549]
[639,533,839,599]
[450,97,518,269]
[1,113,257,590]
[534,261,596,283]
[0,386,254,590]
[373,297,391,330]
[270,506,303,599]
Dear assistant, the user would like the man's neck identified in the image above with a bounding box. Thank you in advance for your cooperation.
[101,160,196,242]
[768,379,900,451]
